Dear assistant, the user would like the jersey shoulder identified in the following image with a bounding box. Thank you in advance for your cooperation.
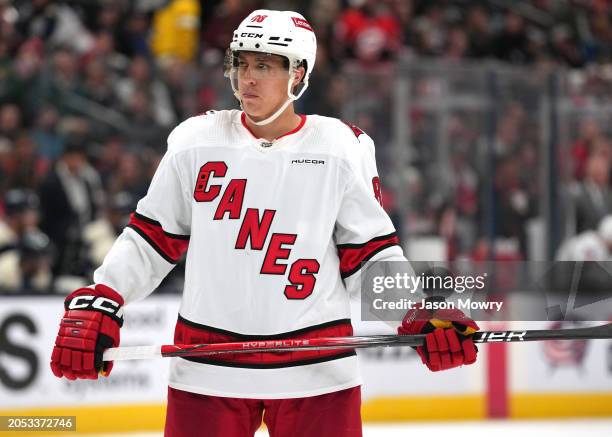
[307,114,376,165]
[166,109,238,154]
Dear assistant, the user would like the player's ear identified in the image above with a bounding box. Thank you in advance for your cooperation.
[292,66,305,88]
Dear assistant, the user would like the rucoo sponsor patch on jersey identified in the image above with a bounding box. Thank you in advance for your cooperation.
[291,159,325,165]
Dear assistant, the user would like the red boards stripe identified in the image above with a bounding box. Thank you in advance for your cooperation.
[487,322,508,418]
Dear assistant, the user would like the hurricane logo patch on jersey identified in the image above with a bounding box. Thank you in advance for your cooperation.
[341,120,364,138]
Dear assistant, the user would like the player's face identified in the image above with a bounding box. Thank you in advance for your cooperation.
[236,52,292,119]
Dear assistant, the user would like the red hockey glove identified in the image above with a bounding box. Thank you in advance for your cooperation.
[50,284,123,380]
[398,297,479,372]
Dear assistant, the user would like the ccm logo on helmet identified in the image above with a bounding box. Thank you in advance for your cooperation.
[68,295,124,318]
[240,33,263,38]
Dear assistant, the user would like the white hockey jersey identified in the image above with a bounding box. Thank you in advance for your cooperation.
[556,230,609,261]
[94,109,406,398]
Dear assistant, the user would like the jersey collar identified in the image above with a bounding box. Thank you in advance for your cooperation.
[240,112,307,143]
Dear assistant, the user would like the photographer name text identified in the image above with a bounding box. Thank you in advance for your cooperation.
[372,298,503,312]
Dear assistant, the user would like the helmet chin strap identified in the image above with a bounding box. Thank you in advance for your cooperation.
[240,71,298,127]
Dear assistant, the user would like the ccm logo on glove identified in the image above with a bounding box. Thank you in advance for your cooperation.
[67,295,124,319]
[51,284,124,380]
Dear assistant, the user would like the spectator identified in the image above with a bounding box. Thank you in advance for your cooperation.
[335,0,401,62]
[77,58,118,108]
[574,154,612,233]
[162,59,200,120]
[0,104,22,142]
[0,188,52,292]
[82,31,128,74]
[1,38,45,117]
[585,0,612,63]
[40,48,81,115]
[39,139,103,277]
[0,0,20,57]
[570,118,603,180]
[0,229,52,292]
[83,191,136,267]
[202,0,250,55]
[31,106,64,161]
[389,0,415,51]
[106,150,149,199]
[466,5,493,58]
[115,56,177,127]
[494,12,530,63]
[16,0,94,54]
[116,11,151,58]
[151,0,201,65]
[494,157,532,257]
[444,26,469,61]
[413,4,446,56]
[122,88,168,148]
[304,72,347,117]
[550,25,585,68]
[3,131,48,189]
[87,0,123,34]
[96,135,125,188]
[0,189,42,249]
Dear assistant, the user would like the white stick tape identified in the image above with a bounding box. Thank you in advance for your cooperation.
[103,345,162,361]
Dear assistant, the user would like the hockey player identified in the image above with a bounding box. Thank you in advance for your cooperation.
[556,215,612,261]
[50,10,479,437]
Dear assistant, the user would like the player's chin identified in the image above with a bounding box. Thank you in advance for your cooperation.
[243,101,265,117]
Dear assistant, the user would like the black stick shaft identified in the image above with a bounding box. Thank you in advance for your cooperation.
[160,323,612,358]
[103,323,612,361]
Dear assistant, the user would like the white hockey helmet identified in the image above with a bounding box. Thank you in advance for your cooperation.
[227,9,317,126]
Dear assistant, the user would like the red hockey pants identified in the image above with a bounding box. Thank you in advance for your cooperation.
[164,386,362,437]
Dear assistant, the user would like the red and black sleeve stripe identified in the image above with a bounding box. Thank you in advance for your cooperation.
[337,232,400,278]
[126,212,190,264]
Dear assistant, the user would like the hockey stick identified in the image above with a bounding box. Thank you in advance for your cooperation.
[102,322,612,361]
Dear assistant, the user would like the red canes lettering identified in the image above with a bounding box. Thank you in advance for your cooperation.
[194,161,228,202]
[235,208,276,249]
[193,161,321,299]
[261,233,297,275]
[214,179,247,220]
[284,259,320,299]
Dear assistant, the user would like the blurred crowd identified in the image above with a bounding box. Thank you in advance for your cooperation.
[1,0,612,292]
